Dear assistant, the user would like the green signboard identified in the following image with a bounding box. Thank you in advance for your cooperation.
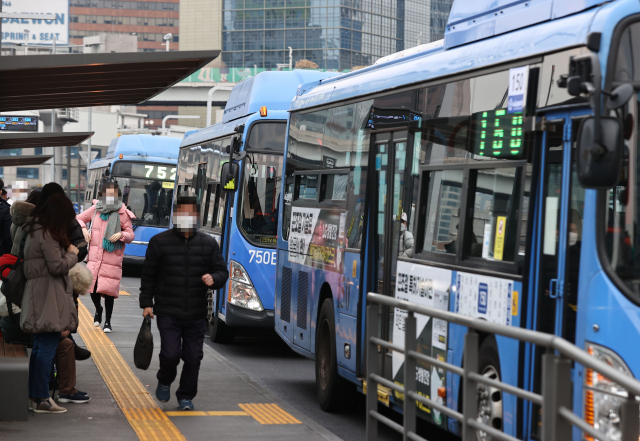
[473,109,525,157]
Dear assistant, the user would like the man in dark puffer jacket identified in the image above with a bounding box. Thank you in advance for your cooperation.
[140,195,228,410]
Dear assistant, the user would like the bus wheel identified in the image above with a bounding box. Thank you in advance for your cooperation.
[316,298,346,412]
[210,314,236,343]
[476,338,503,441]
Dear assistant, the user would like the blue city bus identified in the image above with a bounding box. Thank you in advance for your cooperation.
[274,0,640,439]
[174,70,337,343]
[85,134,181,264]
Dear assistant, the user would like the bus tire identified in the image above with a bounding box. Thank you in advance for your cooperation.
[210,315,235,343]
[316,298,347,412]
[476,337,503,441]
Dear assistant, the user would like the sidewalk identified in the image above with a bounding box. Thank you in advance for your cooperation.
[0,288,342,441]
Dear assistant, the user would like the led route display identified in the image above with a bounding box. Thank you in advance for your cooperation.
[0,116,38,132]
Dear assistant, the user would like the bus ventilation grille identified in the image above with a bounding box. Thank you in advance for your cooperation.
[281,267,292,323]
[297,271,308,330]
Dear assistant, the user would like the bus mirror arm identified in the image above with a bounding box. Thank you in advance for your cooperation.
[563,53,626,189]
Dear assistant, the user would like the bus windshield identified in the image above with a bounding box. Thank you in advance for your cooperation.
[112,161,176,228]
[238,153,282,246]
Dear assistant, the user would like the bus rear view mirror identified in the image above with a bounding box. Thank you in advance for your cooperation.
[576,116,623,189]
[221,162,239,193]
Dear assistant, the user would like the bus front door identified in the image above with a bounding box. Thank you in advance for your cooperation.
[368,129,410,380]
[526,111,587,439]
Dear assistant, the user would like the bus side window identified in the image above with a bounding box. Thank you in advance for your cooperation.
[295,174,319,201]
[203,183,215,227]
[465,166,523,262]
[320,174,348,202]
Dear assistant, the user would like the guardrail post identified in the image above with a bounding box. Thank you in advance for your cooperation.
[403,312,417,441]
[541,351,572,441]
[462,329,479,440]
[620,395,639,441]
[366,303,379,441]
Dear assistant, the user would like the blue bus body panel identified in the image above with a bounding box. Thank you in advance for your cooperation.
[89,135,182,261]
[106,134,180,160]
[126,226,166,257]
[222,70,340,123]
[290,8,595,112]
[444,0,607,49]
[226,226,277,310]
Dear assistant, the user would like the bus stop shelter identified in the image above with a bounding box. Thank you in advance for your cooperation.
[0,49,218,180]
[0,50,220,111]
[0,132,94,167]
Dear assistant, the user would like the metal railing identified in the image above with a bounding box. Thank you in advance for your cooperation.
[365,292,640,441]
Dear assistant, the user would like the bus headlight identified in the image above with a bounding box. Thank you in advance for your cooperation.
[585,343,636,441]
[228,261,264,312]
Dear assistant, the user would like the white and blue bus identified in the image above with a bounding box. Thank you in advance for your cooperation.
[86,134,181,264]
[273,0,640,439]
[174,70,337,343]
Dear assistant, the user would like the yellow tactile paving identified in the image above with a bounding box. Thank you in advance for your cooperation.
[238,403,302,425]
[119,290,130,296]
[77,300,186,441]
[165,410,249,417]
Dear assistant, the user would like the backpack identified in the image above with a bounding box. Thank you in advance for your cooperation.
[0,231,27,320]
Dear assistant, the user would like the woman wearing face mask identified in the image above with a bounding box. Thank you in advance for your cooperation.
[76,181,135,333]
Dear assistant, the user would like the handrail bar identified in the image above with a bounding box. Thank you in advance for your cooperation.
[369,373,403,394]
[369,410,404,434]
[466,419,521,441]
[368,292,640,397]
[406,390,464,422]
[370,336,404,354]
[468,372,543,406]
[407,349,464,376]
[557,406,607,441]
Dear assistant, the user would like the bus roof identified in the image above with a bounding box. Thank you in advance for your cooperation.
[222,70,339,123]
[445,0,606,49]
[105,134,181,160]
[291,4,607,112]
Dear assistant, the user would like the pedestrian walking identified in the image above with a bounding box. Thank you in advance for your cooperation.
[20,193,80,413]
[140,195,228,410]
[0,179,13,256]
[76,181,135,333]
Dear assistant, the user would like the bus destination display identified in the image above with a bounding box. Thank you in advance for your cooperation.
[113,162,177,181]
[473,109,524,157]
[0,116,38,132]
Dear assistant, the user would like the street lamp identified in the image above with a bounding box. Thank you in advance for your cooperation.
[23,29,29,55]
[163,33,172,51]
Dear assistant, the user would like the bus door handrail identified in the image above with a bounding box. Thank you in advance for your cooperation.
[365,292,640,441]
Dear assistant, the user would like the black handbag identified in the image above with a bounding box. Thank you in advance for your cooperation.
[133,315,154,370]
[0,232,28,318]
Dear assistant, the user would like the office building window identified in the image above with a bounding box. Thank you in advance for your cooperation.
[16,168,39,179]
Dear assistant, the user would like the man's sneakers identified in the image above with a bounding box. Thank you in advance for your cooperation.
[178,399,194,411]
[93,306,103,327]
[103,322,112,333]
[33,397,67,414]
[156,382,194,410]
[58,392,91,404]
[156,382,170,402]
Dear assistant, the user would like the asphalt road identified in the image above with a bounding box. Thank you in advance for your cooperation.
[121,268,459,441]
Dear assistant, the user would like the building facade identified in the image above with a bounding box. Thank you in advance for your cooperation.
[69,0,180,52]
[221,0,453,71]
